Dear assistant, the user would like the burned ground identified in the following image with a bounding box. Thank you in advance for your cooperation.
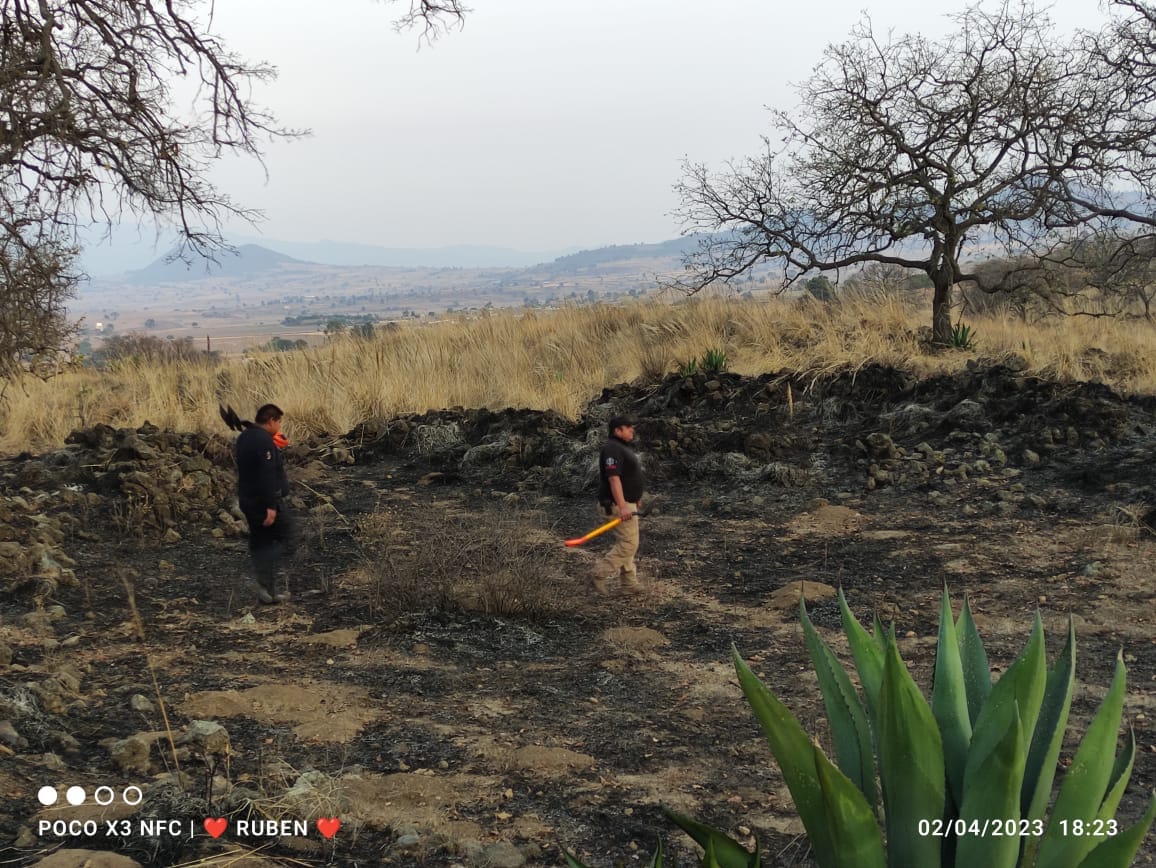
[1,360,1154,867]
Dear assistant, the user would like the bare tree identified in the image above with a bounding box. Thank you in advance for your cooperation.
[674,2,1154,344]
[0,0,468,377]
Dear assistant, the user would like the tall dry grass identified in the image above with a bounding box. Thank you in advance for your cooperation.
[4,295,1156,455]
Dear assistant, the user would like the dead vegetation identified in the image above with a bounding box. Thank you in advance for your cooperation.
[4,295,1156,454]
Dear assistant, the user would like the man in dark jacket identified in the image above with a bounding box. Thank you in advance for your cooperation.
[593,414,645,595]
[236,403,293,604]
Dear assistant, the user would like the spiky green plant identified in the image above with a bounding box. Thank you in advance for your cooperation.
[679,357,699,377]
[671,589,1156,868]
[701,348,727,373]
[949,321,977,350]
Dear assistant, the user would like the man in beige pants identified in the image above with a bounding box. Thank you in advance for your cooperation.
[593,415,645,595]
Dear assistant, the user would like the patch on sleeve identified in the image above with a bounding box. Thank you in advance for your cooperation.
[265,450,273,460]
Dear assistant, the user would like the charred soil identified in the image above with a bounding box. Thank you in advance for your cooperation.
[1,360,1154,867]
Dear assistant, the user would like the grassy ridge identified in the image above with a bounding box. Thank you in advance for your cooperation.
[4,295,1156,454]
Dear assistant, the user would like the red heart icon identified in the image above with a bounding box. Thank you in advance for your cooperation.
[317,817,341,839]
[203,818,227,838]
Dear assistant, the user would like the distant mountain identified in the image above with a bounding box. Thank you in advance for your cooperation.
[126,244,308,283]
[230,237,578,268]
[544,236,704,271]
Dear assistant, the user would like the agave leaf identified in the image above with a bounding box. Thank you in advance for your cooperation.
[730,649,847,867]
[800,599,877,807]
[813,745,886,868]
[838,589,885,723]
[703,837,723,868]
[956,594,992,725]
[666,809,754,868]
[1074,792,1156,868]
[931,587,972,808]
[1036,652,1128,868]
[649,838,664,868]
[964,610,1045,798]
[1022,618,1076,821]
[877,635,944,868]
[560,847,589,868]
[1095,728,1136,823]
[955,698,1026,868]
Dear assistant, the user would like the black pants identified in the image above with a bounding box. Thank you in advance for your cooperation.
[243,502,295,591]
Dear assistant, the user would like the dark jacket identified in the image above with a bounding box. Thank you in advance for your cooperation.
[236,426,289,514]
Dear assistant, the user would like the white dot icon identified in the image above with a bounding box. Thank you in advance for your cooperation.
[65,786,86,806]
[37,786,58,806]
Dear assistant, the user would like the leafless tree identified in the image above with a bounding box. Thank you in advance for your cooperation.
[674,2,1156,344]
[0,0,468,378]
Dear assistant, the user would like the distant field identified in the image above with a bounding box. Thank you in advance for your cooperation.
[72,254,698,356]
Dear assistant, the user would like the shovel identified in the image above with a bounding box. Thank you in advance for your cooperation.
[564,517,623,547]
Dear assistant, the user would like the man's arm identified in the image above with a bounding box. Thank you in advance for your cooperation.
[609,476,633,522]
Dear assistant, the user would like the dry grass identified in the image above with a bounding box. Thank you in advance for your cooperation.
[4,295,1156,453]
[355,509,567,621]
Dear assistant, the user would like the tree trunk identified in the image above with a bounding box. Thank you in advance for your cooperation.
[932,272,953,344]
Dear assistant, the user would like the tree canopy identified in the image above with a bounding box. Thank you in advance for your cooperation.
[0,0,467,378]
[675,1,1156,343]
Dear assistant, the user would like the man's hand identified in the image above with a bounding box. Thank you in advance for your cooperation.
[617,504,634,522]
[263,508,277,527]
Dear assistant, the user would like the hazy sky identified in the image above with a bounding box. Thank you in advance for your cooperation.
[194,0,1109,253]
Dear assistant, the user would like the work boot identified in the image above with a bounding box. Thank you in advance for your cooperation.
[620,576,643,595]
[251,579,275,605]
[590,575,610,596]
[273,589,293,603]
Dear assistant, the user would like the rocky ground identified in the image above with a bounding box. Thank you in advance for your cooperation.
[1,359,1154,867]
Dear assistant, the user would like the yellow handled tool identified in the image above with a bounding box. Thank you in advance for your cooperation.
[564,517,622,547]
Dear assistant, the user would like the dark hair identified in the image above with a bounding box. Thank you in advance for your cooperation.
[255,403,284,425]
[608,414,637,434]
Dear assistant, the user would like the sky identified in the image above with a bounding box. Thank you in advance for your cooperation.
[99,0,1116,263]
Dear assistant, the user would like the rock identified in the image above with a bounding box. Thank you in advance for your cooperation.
[1022,448,1041,465]
[53,731,82,753]
[108,735,151,774]
[21,611,56,637]
[393,833,423,854]
[767,581,836,609]
[0,719,28,749]
[864,432,898,459]
[0,642,12,666]
[181,720,230,758]
[475,842,525,868]
[162,528,181,544]
[14,826,37,848]
[130,694,155,714]
[945,399,990,431]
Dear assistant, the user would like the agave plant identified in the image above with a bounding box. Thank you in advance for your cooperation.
[949,321,977,350]
[670,588,1156,868]
[700,348,728,373]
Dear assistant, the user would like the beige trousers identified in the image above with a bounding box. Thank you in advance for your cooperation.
[594,503,640,584]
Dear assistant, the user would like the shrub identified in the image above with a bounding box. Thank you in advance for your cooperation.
[950,321,978,350]
[356,509,566,621]
[671,589,1156,868]
[701,348,727,373]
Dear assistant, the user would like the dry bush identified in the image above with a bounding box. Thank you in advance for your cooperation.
[356,508,567,621]
[4,296,1156,453]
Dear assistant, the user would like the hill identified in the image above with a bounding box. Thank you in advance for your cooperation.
[126,243,309,283]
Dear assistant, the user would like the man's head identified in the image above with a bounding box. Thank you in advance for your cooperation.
[608,414,637,441]
[255,403,284,434]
